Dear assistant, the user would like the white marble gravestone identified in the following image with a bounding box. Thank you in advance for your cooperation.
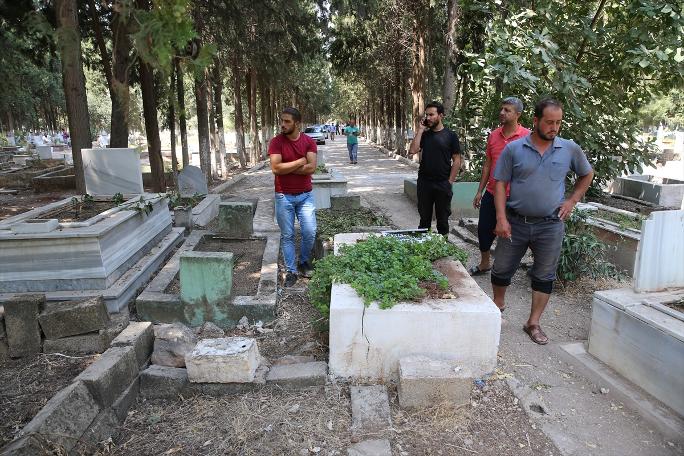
[178,165,208,196]
[633,209,684,292]
[82,148,143,195]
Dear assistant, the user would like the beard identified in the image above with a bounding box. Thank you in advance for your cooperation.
[535,124,557,141]
[281,125,295,135]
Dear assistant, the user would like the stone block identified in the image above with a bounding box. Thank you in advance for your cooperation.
[112,377,140,422]
[75,408,119,452]
[178,165,208,197]
[350,385,392,437]
[4,294,44,358]
[331,195,361,211]
[0,433,48,455]
[76,345,139,407]
[180,252,234,308]
[140,365,188,399]
[152,323,197,368]
[197,321,224,338]
[111,321,154,368]
[42,312,128,355]
[19,381,100,452]
[347,439,392,456]
[174,205,193,230]
[397,355,472,409]
[81,148,143,195]
[185,337,260,383]
[10,219,59,234]
[266,361,327,388]
[217,201,254,238]
[329,237,500,380]
[38,296,110,339]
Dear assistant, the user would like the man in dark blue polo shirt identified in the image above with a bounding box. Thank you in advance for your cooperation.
[491,98,594,345]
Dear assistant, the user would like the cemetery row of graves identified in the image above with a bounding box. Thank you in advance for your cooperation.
[0,141,682,455]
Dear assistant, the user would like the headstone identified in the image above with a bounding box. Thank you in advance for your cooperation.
[185,337,260,383]
[81,148,143,195]
[350,385,392,437]
[633,210,684,291]
[152,323,197,367]
[347,440,392,456]
[217,201,255,238]
[4,294,44,357]
[178,165,208,197]
[331,195,361,211]
[36,145,53,160]
[397,355,472,409]
[180,252,234,311]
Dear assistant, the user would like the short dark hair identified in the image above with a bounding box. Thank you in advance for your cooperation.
[534,98,563,118]
[281,107,301,122]
[425,101,445,115]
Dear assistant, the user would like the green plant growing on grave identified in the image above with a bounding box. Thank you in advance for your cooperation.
[0,134,9,146]
[557,209,621,282]
[112,192,125,205]
[308,234,468,317]
[314,164,328,174]
[81,193,95,207]
[315,207,392,242]
[132,196,154,216]
[166,190,203,209]
[593,209,644,231]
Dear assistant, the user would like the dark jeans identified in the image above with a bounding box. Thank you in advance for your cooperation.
[477,190,497,252]
[417,178,452,235]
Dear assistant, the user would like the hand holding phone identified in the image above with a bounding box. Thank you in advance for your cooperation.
[421,116,429,127]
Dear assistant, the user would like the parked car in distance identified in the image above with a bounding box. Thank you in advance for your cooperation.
[304,126,326,145]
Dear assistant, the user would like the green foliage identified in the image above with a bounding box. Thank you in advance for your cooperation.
[132,196,154,216]
[112,193,125,205]
[0,134,9,146]
[308,234,468,316]
[593,209,644,231]
[557,210,621,282]
[314,164,328,174]
[315,207,391,241]
[166,191,203,209]
[81,194,95,207]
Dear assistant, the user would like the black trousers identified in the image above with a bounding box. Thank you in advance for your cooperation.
[477,190,497,252]
[417,178,452,235]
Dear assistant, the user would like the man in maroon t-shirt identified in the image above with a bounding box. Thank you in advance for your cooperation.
[268,107,318,288]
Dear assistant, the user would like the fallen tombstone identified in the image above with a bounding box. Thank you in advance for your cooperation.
[185,337,260,383]
[152,323,197,367]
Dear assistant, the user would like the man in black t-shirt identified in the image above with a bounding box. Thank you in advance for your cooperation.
[408,101,462,235]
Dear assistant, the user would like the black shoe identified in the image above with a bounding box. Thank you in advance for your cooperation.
[298,261,314,278]
[284,272,298,287]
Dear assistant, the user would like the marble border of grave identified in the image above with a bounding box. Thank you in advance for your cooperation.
[312,168,348,209]
[589,287,684,418]
[0,163,65,188]
[609,174,684,208]
[172,194,220,228]
[136,228,279,328]
[328,232,501,381]
[0,194,174,295]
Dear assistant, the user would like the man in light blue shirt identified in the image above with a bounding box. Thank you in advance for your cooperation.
[491,98,594,345]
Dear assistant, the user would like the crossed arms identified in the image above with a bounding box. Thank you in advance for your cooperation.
[269,152,317,175]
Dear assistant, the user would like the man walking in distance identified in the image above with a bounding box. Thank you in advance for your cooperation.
[408,101,462,236]
[343,118,360,164]
[268,107,318,288]
[491,98,594,345]
[470,97,530,276]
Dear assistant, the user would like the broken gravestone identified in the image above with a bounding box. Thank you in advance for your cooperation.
[152,323,197,367]
[178,165,208,197]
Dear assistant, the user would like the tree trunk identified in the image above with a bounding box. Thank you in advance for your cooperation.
[139,59,165,192]
[212,65,227,175]
[259,77,269,159]
[231,56,247,169]
[411,5,427,132]
[442,0,461,116]
[246,67,260,164]
[109,7,131,148]
[169,66,178,179]
[55,0,89,193]
[175,58,189,167]
[194,68,212,183]
[395,65,404,155]
[208,78,219,179]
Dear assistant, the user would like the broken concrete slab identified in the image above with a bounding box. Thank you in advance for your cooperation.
[112,376,140,422]
[76,345,139,407]
[185,337,260,383]
[38,296,110,339]
[0,433,50,455]
[42,312,128,355]
[197,321,224,338]
[350,385,392,437]
[152,323,197,368]
[19,381,100,452]
[265,361,327,388]
[4,294,44,357]
[398,355,472,409]
[347,439,392,456]
[272,355,316,366]
[111,321,154,368]
[140,365,188,399]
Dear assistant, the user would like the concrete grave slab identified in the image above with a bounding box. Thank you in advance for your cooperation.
[111,321,154,368]
[350,385,392,437]
[331,195,361,211]
[180,251,234,308]
[112,376,140,422]
[633,210,684,291]
[265,361,327,388]
[76,345,139,407]
[347,439,392,456]
[82,148,143,195]
[43,312,129,355]
[217,201,255,238]
[398,355,472,409]
[178,165,208,197]
[76,408,119,452]
[10,218,58,234]
[38,296,110,339]
[312,169,348,209]
[140,365,189,399]
[4,293,44,357]
[185,337,260,383]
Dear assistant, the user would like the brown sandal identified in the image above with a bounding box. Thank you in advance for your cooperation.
[523,324,549,345]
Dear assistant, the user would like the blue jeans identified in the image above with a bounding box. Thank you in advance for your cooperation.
[275,191,317,273]
[347,143,358,162]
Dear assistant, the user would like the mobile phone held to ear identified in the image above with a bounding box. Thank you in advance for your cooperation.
[421,116,429,127]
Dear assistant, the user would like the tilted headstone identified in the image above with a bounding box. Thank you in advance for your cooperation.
[82,148,143,195]
[178,165,208,197]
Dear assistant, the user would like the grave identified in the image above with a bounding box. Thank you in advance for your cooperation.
[217,200,256,238]
[0,194,183,312]
[178,165,208,196]
[404,178,479,219]
[609,174,684,208]
[312,168,348,209]
[82,148,144,195]
[587,209,684,418]
[0,161,65,188]
[328,232,501,380]
[36,145,53,160]
[172,194,220,228]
